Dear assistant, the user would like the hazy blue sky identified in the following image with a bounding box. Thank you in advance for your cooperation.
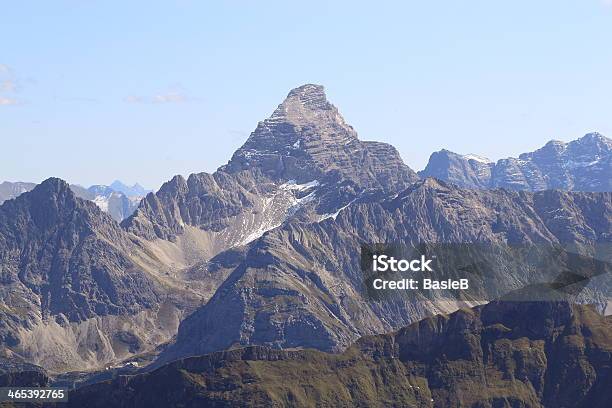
[1,1,611,188]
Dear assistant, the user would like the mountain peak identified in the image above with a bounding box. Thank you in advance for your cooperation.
[578,132,611,147]
[581,131,605,140]
[266,83,341,129]
[420,132,611,191]
[219,84,417,188]
[34,177,74,199]
[283,84,328,109]
[110,180,150,197]
[287,83,325,95]
[220,84,358,179]
[40,176,70,189]
[0,177,104,233]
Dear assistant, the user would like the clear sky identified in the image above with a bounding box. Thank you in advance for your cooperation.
[1,1,611,189]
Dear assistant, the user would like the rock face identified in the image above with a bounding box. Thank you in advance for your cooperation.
[220,84,417,190]
[63,300,612,408]
[419,132,612,191]
[418,150,494,189]
[0,178,159,321]
[158,178,611,364]
[0,179,203,372]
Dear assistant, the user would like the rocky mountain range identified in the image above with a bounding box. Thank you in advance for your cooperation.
[0,180,149,222]
[419,132,612,191]
[0,179,213,373]
[122,84,417,257]
[157,178,611,366]
[0,83,610,403]
[121,84,610,366]
[59,299,612,408]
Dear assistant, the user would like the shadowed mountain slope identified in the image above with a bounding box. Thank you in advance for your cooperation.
[0,179,206,372]
[63,300,612,408]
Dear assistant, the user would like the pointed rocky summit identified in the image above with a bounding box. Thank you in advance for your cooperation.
[221,84,418,189]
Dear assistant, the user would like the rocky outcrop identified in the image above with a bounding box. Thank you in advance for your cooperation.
[420,132,612,191]
[62,300,612,408]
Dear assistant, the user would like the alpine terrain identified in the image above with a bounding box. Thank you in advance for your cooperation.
[0,85,609,408]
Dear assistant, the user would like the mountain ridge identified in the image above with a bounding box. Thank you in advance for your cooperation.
[0,180,149,222]
[157,177,611,365]
[61,299,612,408]
[419,132,612,191]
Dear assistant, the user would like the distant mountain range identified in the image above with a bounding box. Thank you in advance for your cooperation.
[109,180,150,198]
[0,180,150,222]
[419,133,611,191]
[0,84,610,407]
[0,181,36,204]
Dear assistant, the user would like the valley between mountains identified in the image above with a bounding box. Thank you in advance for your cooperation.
[0,84,610,407]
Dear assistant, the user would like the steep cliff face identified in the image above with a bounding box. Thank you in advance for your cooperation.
[63,300,612,408]
[420,132,612,191]
[159,178,611,364]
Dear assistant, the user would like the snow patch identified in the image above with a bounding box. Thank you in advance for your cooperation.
[564,158,601,169]
[92,195,109,213]
[463,154,492,163]
[236,180,320,246]
[280,179,320,192]
[319,198,358,221]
